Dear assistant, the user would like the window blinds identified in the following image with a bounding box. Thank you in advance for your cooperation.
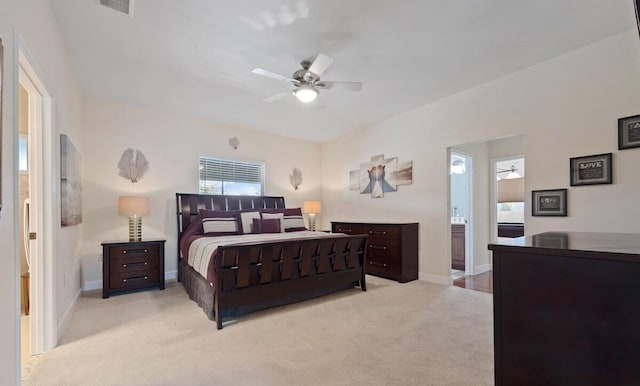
[199,157,264,184]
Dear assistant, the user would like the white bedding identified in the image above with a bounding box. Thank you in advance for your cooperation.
[188,231,339,280]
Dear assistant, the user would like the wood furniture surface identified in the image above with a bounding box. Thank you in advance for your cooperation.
[489,232,640,386]
[331,221,418,282]
[21,273,29,315]
[497,222,524,238]
[451,223,465,270]
[176,193,368,329]
[102,239,166,298]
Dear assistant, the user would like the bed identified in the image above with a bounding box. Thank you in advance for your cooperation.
[176,193,368,329]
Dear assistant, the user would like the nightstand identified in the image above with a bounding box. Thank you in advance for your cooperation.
[101,239,166,298]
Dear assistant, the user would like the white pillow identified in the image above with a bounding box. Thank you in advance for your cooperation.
[261,212,285,232]
[239,211,261,234]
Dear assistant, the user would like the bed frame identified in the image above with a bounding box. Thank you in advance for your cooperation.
[176,193,368,329]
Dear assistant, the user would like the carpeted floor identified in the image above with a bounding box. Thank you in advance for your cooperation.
[22,276,494,385]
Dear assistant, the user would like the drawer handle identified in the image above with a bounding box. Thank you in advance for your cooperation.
[339,228,352,233]
[122,249,149,255]
[122,276,149,283]
[122,262,149,268]
[369,261,388,267]
[369,244,387,250]
[369,230,387,236]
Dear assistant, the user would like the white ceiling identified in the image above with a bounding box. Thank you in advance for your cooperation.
[50,0,635,142]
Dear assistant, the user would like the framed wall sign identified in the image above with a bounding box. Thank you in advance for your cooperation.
[532,189,567,217]
[569,153,612,186]
[618,114,640,150]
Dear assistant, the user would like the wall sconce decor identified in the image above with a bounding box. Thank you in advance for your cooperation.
[118,196,150,241]
[118,148,149,183]
[228,137,240,149]
[289,167,303,190]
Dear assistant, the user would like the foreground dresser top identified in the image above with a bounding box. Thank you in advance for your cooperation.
[489,231,640,258]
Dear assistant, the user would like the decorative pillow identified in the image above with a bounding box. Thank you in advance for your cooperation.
[262,208,307,232]
[200,209,240,235]
[261,212,285,232]
[282,208,307,232]
[252,218,281,234]
[238,210,262,234]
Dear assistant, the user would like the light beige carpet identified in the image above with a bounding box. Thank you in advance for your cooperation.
[22,276,494,385]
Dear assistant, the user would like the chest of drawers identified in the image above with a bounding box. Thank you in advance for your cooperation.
[331,222,418,282]
[101,239,166,298]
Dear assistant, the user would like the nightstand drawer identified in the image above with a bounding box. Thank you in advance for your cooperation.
[109,244,159,259]
[110,256,157,274]
[110,270,160,290]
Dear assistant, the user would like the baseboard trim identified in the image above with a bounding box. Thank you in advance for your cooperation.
[83,271,178,292]
[419,272,453,286]
[58,289,81,337]
[474,264,491,275]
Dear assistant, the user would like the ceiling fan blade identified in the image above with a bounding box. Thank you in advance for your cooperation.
[317,81,362,91]
[306,54,334,79]
[252,68,292,82]
[262,92,290,103]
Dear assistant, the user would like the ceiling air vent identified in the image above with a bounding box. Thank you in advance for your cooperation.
[100,0,133,16]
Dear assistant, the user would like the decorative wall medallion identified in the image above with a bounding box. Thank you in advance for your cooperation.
[118,148,149,183]
[349,154,413,198]
[289,167,303,190]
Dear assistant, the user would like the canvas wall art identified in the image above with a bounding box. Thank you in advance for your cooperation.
[349,154,413,198]
[61,134,82,226]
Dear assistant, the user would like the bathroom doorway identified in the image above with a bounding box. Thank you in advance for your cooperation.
[450,151,472,278]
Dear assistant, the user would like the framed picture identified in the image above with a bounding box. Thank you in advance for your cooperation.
[532,189,567,217]
[618,114,640,150]
[569,153,612,186]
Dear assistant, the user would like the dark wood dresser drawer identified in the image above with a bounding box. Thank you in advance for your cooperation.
[331,222,418,282]
[332,223,364,235]
[102,239,166,298]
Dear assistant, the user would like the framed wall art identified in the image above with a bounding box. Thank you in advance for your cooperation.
[532,189,567,217]
[569,153,612,186]
[618,114,640,150]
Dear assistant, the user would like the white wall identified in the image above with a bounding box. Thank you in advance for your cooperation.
[320,30,640,284]
[0,0,84,384]
[80,96,323,289]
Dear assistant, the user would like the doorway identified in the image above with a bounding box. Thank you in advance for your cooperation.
[493,156,525,241]
[449,151,472,279]
[18,43,57,365]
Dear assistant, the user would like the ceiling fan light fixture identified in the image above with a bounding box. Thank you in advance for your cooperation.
[293,85,318,103]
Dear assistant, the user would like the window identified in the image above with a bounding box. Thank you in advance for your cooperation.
[19,134,28,172]
[497,202,525,223]
[199,157,264,195]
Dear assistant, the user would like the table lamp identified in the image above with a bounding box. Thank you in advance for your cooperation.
[118,196,150,241]
[303,201,322,231]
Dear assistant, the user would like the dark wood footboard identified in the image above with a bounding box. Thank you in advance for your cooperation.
[213,235,367,329]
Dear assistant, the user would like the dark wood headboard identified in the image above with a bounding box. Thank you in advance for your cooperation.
[175,193,286,257]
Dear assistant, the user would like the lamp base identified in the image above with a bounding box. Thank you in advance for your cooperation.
[128,215,142,242]
[308,213,317,232]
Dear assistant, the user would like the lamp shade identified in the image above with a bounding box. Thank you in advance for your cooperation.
[497,178,524,203]
[118,196,150,216]
[303,201,321,214]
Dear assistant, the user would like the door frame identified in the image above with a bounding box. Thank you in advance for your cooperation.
[449,150,474,276]
[16,35,57,355]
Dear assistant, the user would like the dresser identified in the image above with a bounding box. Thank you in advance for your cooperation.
[489,232,640,385]
[102,239,166,298]
[331,222,418,282]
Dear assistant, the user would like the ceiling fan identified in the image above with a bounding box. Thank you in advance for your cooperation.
[252,54,362,104]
